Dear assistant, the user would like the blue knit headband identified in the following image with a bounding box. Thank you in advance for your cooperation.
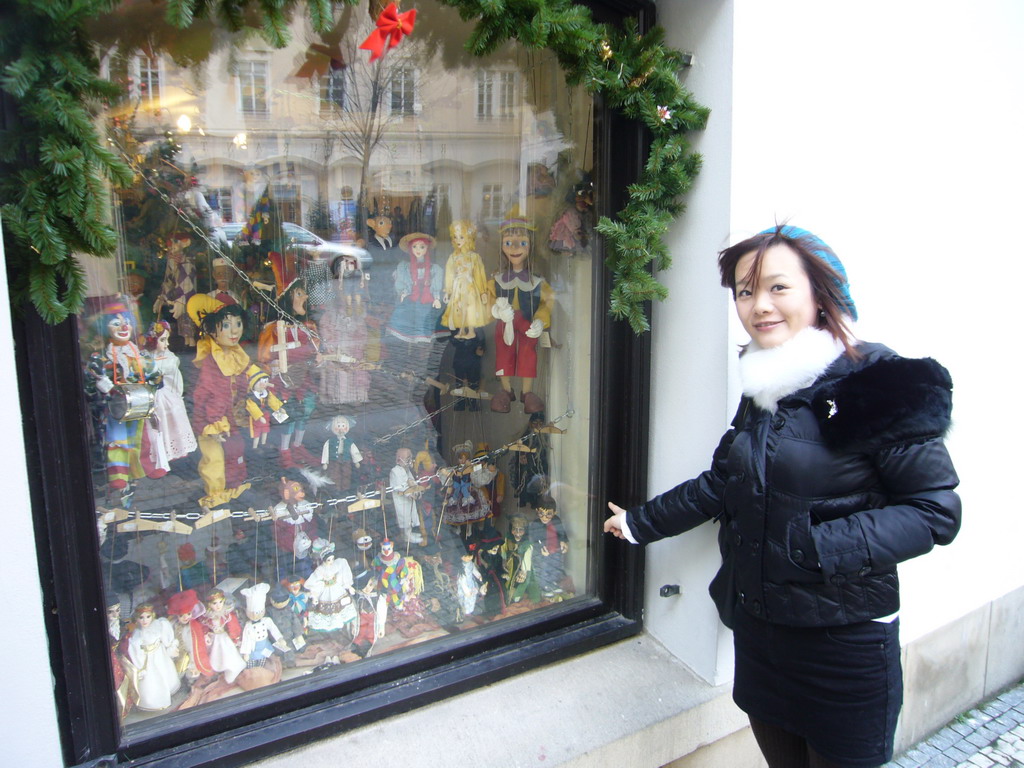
[758,225,858,321]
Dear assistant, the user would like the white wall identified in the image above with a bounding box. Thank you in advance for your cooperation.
[0,221,64,765]
[644,0,737,685]
[647,0,1024,684]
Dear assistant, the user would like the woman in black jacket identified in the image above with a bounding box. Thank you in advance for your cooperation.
[605,225,960,768]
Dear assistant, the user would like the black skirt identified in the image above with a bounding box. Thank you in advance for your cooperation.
[732,608,903,768]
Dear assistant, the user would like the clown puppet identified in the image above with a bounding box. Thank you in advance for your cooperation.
[487,207,554,414]
[89,303,159,493]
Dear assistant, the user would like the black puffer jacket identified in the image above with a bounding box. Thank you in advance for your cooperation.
[629,343,961,628]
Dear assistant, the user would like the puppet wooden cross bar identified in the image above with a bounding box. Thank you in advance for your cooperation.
[270,319,300,375]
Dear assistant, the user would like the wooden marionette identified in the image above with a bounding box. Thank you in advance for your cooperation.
[88,303,163,495]
[243,365,286,450]
[198,588,246,684]
[304,539,359,635]
[440,441,492,538]
[456,544,484,617]
[472,523,508,620]
[257,271,320,469]
[272,477,317,580]
[548,174,595,255]
[471,443,505,519]
[363,208,401,312]
[282,574,310,631]
[503,514,539,604]
[142,321,198,472]
[371,538,413,613]
[266,583,307,668]
[527,496,572,601]
[389,447,426,546]
[509,412,551,508]
[106,594,134,720]
[186,295,253,508]
[239,583,287,670]
[320,415,362,493]
[413,442,442,536]
[487,206,554,414]
[448,326,488,410]
[166,589,214,689]
[208,257,244,307]
[441,220,490,339]
[417,540,462,626]
[125,602,182,711]
[153,231,198,347]
[385,233,448,382]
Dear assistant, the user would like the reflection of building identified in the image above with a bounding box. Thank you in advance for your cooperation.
[101,14,580,243]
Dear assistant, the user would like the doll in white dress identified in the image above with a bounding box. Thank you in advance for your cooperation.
[144,321,198,467]
[199,588,246,684]
[126,602,181,711]
[304,539,358,634]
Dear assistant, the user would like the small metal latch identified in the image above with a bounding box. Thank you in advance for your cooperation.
[659,584,680,598]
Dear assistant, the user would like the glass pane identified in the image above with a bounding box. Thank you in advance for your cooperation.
[84,0,597,729]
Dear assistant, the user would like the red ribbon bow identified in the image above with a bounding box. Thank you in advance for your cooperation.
[360,3,417,63]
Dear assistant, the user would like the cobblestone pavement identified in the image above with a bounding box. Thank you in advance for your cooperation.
[886,681,1024,768]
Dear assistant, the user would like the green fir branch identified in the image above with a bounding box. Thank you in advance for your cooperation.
[1,0,707,331]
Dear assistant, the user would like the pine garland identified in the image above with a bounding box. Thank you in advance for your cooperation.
[0,0,706,330]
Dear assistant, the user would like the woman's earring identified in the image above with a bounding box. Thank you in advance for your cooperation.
[818,308,826,321]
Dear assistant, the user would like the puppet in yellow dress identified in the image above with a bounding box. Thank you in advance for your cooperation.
[441,220,490,339]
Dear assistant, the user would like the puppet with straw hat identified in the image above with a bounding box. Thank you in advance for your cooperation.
[487,205,554,414]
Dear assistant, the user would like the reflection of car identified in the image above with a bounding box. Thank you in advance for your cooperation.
[219,222,372,269]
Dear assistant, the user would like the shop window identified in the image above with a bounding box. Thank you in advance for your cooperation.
[17,0,650,764]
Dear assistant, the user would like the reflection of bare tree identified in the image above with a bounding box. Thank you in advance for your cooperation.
[327,34,426,213]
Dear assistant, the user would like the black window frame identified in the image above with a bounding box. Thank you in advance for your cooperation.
[11,1,655,764]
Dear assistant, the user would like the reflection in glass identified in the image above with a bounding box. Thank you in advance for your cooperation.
[84,0,597,729]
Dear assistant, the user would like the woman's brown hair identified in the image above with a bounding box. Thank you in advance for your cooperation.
[718,225,859,358]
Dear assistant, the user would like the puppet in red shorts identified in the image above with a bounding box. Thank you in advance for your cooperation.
[487,206,553,414]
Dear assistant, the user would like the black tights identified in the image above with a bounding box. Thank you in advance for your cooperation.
[749,717,876,768]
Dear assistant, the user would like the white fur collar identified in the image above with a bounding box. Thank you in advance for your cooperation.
[739,327,845,413]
